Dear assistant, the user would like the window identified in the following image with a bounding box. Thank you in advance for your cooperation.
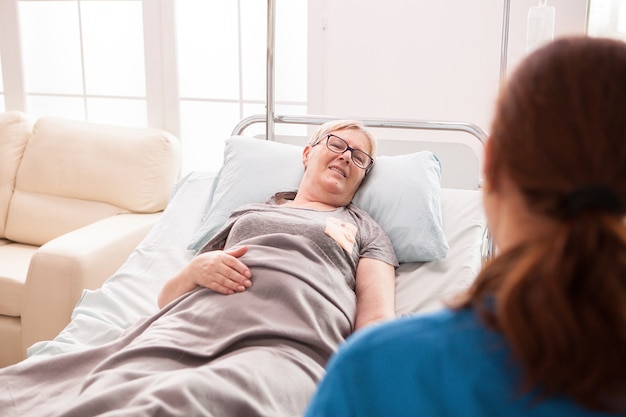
[175,0,307,171]
[0,55,4,112]
[18,0,147,125]
[587,0,626,41]
[1,0,308,174]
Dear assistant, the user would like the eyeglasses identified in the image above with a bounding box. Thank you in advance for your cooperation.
[313,134,374,172]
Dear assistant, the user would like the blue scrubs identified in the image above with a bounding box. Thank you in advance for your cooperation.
[305,308,622,417]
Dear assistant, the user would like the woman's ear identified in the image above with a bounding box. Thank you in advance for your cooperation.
[302,145,312,170]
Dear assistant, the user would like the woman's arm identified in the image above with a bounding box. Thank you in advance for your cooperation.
[353,257,396,330]
[157,245,252,308]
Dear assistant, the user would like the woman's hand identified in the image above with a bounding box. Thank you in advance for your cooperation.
[157,246,252,308]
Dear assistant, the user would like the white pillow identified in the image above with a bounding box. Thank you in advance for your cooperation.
[188,136,448,263]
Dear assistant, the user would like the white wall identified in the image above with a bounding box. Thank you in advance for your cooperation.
[306,0,588,186]
[308,0,588,129]
[308,0,501,128]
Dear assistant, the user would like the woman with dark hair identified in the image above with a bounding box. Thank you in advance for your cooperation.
[305,36,626,416]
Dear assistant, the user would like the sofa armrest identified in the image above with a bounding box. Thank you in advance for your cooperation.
[20,212,162,352]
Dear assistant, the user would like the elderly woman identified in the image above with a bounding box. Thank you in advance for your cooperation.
[305,37,626,417]
[1,120,398,417]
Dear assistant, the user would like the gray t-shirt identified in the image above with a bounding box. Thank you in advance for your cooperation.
[201,191,398,290]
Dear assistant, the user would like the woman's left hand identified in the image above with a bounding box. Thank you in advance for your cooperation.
[157,246,251,308]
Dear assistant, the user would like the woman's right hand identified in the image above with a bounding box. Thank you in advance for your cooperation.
[157,246,252,308]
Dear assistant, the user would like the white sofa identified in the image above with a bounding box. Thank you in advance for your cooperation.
[0,111,181,367]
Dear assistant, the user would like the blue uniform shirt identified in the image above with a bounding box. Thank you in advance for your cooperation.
[305,308,623,417]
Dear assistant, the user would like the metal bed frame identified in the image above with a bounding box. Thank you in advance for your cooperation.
[231,114,488,146]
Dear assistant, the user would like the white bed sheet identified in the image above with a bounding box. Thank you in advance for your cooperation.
[27,170,486,359]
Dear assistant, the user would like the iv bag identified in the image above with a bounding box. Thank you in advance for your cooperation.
[527,0,555,53]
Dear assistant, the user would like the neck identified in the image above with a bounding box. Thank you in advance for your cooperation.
[284,195,340,211]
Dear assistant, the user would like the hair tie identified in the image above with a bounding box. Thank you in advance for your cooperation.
[562,185,625,217]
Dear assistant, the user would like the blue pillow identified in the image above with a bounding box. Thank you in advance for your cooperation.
[188,136,448,263]
[352,152,448,262]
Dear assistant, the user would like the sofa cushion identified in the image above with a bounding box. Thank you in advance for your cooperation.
[0,243,37,317]
[5,117,181,246]
[0,112,33,239]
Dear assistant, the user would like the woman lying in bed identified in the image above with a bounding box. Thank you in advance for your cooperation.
[0,120,398,417]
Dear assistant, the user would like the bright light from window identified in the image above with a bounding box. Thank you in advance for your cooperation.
[19,1,83,94]
[176,1,240,100]
[179,100,241,171]
[27,95,85,120]
[175,0,308,174]
[240,0,267,101]
[11,0,308,173]
[18,0,147,126]
[238,0,307,103]
[0,54,4,112]
[81,1,146,97]
[274,0,307,102]
[588,0,626,41]
[87,98,147,127]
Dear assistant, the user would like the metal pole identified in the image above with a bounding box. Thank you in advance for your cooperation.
[499,0,511,91]
[266,0,276,140]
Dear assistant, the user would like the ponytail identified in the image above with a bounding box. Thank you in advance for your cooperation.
[458,211,626,413]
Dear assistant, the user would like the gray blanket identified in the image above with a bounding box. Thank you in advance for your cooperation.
[1,233,356,417]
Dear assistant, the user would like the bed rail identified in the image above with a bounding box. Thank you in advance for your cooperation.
[232,113,489,146]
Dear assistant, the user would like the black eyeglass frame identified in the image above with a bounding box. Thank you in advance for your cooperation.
[312,134,374,173]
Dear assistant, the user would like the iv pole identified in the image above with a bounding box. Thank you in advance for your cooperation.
[266,0,276,141]
[500,0,511,91]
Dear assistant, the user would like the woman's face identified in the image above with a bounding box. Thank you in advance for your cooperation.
[302,127,372,205]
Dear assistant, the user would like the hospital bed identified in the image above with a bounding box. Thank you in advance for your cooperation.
[17,1,491,411]
[26,114,489,358]
[0,113,491,417]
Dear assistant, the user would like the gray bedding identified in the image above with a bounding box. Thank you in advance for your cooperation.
[1,233,356,417]
[1,196,397,416]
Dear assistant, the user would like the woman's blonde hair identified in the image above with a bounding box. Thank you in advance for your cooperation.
[308,119,377,158]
